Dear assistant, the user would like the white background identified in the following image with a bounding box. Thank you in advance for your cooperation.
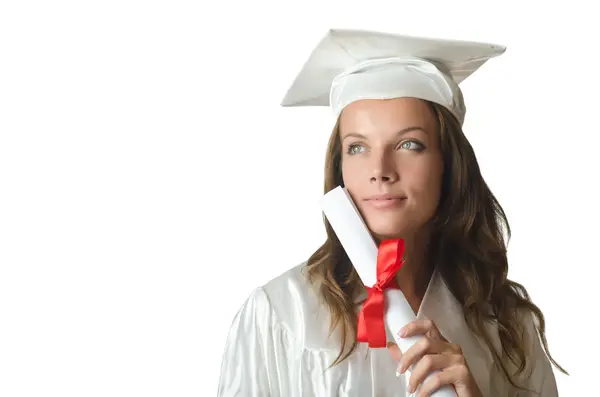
[0,1,596,396]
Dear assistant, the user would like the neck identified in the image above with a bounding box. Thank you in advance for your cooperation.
[398,234,434,299]
[376,229,435,303]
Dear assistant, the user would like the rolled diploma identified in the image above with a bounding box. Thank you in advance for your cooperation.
[320,186,456,397]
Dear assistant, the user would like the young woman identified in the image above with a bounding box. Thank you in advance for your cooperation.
[216,29,567,397]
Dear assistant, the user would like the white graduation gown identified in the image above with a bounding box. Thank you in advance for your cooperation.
[217,263,558,397]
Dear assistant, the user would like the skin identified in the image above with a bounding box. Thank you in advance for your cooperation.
[338,98,483,397]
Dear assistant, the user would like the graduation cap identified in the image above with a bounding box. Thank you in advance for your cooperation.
[280,28,506,125]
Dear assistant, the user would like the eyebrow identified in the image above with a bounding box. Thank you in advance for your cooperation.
[341,126,427,141]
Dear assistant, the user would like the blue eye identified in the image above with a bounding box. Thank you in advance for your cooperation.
[347,144,365,155]
[400,140,425,151]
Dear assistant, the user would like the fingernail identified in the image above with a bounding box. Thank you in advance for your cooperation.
[398,326,406,337]
[395,370,400,378]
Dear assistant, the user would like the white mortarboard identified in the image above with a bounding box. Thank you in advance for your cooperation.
[280,28,506,125]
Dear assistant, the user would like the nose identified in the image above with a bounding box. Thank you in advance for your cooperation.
[370,151,399,184]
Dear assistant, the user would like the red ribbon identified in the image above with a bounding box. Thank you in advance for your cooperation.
[357,239,405,348]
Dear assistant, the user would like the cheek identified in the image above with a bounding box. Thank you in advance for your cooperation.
[405,159,443,201]
[340,159,366,189]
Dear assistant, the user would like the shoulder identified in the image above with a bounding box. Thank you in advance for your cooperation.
[242,262,341,351]
[510,308,559,395]
[260,262,322,336]
[262,261,313,303]
[481,305,559,396]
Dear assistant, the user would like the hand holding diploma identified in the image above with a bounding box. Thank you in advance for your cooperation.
[388,319,483,397]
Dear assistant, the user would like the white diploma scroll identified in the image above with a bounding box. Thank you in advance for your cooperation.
[320,186,456,397]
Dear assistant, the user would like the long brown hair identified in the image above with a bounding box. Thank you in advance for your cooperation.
[305,101,567,390]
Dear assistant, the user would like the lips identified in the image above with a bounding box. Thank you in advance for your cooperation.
[364,194,406,201]
[364,194,407,209]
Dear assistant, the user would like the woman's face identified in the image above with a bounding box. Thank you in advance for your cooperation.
[339,97,444,241]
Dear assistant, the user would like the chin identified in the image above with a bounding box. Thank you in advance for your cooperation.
[365,219,408,241]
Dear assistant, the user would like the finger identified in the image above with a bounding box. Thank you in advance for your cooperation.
[406,354,462,395]
[422,316,445,340]
[416,364,469,397]
[398,318,444,340]
[397,336,447,374]
[386,342,403,362]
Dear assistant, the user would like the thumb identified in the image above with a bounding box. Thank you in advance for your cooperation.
[386,342,403,362]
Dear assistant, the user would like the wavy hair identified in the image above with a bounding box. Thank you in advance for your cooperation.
[305,101,567,391]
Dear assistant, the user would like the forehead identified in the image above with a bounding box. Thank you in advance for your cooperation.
[339,97,437,134]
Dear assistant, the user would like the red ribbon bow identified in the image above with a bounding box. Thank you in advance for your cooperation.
[357,238,405,348]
